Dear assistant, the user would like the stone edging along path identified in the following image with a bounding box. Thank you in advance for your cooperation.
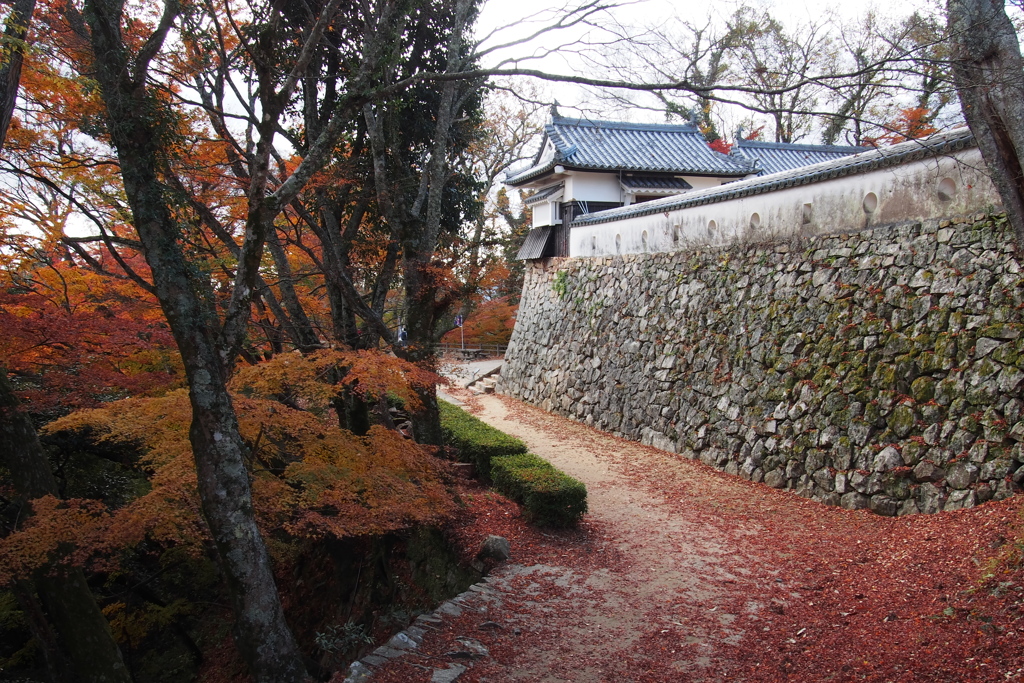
[343,565,568,683]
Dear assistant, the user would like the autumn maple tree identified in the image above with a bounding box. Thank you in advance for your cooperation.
[2,382,456,588]
[863,106,940,146]
[0,240,180,413]
[441,296,518,349]
[0,350,458,680]
[0,366,134,683]
[0,0,493,678]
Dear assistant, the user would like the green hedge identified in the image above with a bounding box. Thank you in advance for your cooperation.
[491,453,588,528]
[488,453,548,500]
[438,401,587,527]
[439,400,527,480]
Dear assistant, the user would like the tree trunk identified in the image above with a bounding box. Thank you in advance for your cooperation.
[80,2,309,680]
[36,572,132,683]
[399,258,445,446]
[266,231,321,351]
[12,581,74,683]
[362,0,476,447]
[0,0,34,149]
[0,368,132,683]
[947,0,1024,242]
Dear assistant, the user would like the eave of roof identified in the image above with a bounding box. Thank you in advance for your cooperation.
[571,128,975,227]
[621,176,694,191]
[504,159,560,186]
[523,183,564,205]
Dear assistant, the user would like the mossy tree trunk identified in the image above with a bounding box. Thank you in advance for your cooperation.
[75,1,313,679]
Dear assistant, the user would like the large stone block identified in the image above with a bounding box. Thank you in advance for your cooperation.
[873,446,905,472]
[840,492,870,510]
[946,462,980,490]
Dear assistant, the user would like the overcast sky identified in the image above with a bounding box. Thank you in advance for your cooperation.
[475,0,942,134]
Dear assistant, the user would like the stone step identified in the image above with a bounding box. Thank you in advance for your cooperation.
[466,369,500,395]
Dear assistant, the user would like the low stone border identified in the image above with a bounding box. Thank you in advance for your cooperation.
[342,564,564,682]
[342,575,505,682]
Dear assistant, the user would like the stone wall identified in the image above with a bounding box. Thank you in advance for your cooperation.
[500,214,1024,515]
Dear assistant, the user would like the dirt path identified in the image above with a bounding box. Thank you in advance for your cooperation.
[459,392,782,681]
[368,392,1024,683]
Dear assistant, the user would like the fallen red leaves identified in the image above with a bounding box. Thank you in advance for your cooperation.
[368,393,1024,682]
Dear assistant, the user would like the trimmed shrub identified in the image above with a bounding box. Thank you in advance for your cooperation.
[439,400,527,479]
[491,454,588,528]
[489,453,549,500]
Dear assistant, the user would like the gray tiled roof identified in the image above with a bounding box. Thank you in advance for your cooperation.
[621,176,693,191]
[505,115,754,185]
[733,139,863,176]
[523,183,563,205]
[572,128,975,227]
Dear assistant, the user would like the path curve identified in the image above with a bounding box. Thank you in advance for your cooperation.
[367,391,1024,683]
[462,392,783,681]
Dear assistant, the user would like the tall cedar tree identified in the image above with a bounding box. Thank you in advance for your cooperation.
[363,0,485,445]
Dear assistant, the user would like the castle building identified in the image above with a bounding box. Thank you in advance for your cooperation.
[507,110,862,259]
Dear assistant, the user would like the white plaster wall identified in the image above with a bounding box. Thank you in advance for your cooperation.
[570,148,1000,257]
[532,199,561,228]
[565,171,623,202]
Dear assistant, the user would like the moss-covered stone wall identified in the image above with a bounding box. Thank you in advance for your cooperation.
[500,214,1024,515]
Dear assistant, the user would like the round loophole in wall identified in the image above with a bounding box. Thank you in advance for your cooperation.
[863,192,879,213]
[749,212,761,229]
[707,219,718,233]
[641,230,649,251]
[937,177,957,202]
[615,234,621,253]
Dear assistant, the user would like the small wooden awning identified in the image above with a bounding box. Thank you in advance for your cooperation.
[516,226,555,260]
